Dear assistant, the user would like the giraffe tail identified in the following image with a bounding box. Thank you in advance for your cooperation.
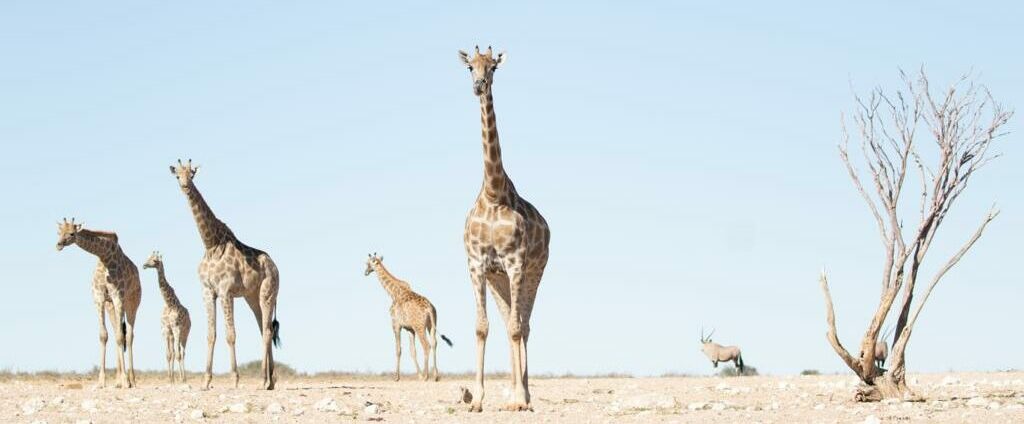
[120,318,127,352]
[271,318,281,348]
[441,334,453,347]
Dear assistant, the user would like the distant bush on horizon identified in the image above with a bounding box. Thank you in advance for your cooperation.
[719,365,758,377]
[800,369,820,376]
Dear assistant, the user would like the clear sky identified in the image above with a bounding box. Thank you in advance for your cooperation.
[1,1,1020,377]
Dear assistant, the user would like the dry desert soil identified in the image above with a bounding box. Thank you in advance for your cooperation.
[3,371,1023,423]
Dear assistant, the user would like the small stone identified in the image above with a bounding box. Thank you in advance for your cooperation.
[940,376,960,386]
[266,402,285,414]
[228,402,250,413]
[987,401,1001,410]
[291,408,305,416]
[315,398,340,413]
[364,403,381,414]
[814,404,826,410]
[687,402,708,411]
[189,409,205,419]
[863,415,881,424]
[21,398,45,415]
[710,402,726,411]
[457,387,473,404]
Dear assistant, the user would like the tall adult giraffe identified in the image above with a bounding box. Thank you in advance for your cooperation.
[458,46,551,412]
[56,218,141,388]
[170,159,281,390]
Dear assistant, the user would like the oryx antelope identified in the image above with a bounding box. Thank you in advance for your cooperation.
[699,328,745,373]
[872,327,891,369]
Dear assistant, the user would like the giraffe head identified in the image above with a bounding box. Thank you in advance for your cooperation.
[169,159,200,193]
[364,252,384,276]
[142,251,164,270]
[55,217,83,251]
[458,45,507,96]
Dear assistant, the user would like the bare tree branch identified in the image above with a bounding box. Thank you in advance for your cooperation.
[818,269,862,375]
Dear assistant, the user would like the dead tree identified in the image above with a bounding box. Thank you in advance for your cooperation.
[819,69,1011,401]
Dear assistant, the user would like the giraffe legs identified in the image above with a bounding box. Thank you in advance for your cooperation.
[393,325,402,381]
[165,329,174,382]
[125,312,137,388]
[202,289,217,390]
[430,322,440,382]
[418,331,431,382]
[111,302,128,389]
[407,331,421,379]
[259,278,278,390]
[96,303,108,388]
[501,262,531,411]
[177,322,189,383]
[221,296,239,388]
[468,269,489,412]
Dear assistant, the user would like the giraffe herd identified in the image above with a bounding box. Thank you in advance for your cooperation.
[54,46,549,412]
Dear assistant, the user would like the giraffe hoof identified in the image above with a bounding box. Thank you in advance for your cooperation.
[501,403,532,412]
[468,402,483,413]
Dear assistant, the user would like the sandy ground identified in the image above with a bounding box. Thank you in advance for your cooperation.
[2,371,1023,423]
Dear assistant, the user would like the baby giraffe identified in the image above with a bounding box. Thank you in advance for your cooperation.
[143,251,191,383]
[364,253,452,381]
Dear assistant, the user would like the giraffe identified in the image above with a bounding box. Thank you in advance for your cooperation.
[363,253,453,382]
[142,251,191,383]
[55,218,141,388]
[169,159,281,390]
[458,46,551,412]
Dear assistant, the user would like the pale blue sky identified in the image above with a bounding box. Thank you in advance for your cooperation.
[1,1,1020,377]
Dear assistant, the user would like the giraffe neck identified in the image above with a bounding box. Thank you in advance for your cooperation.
[185,182,234,249]
[155,265,180,307]
[479,91,511,202]
[73,230,121,262]
[372,262,410,300]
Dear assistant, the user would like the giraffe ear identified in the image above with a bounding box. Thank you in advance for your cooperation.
[495,51,508,68]
[169,165,177,175]
[458,50,470,65]
[191,166,200,177]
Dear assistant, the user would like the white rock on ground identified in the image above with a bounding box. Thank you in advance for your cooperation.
[227,402,250,413]
[863,415,881,424]
[315,398,340,413]
[266,402,285,414]
[21,398,45,415]
[189,409,205,419]
[364,403,381,414]
[687,402,708,411]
